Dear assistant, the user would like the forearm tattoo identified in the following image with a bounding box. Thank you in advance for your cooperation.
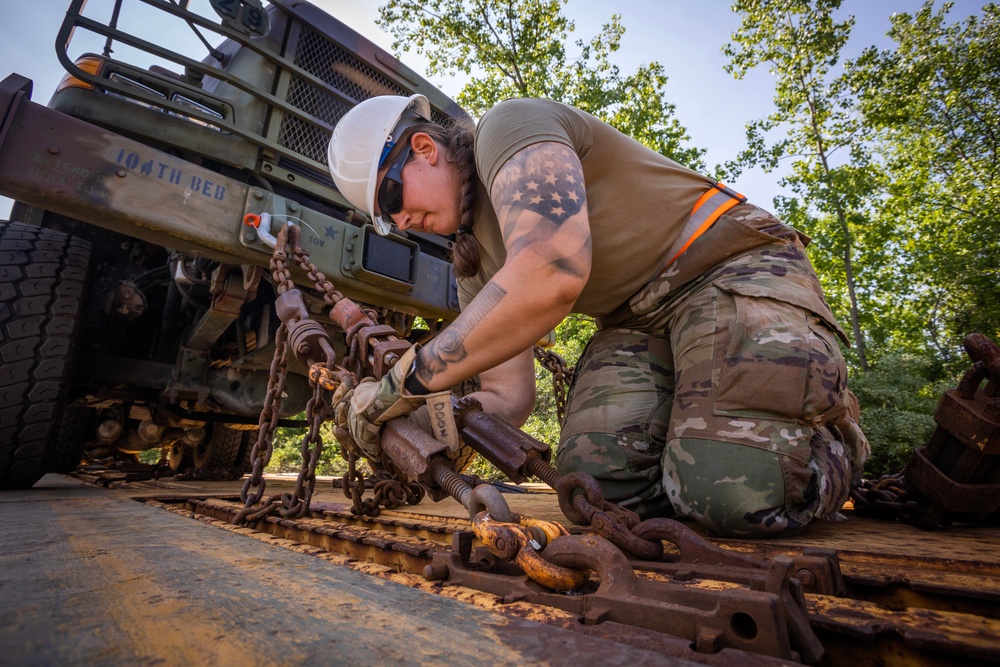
[491,142,590,279]
[418,283,508,384]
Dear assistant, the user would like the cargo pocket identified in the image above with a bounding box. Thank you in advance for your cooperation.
[713,289,847,425]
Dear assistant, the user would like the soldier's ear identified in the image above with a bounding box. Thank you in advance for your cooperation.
[410,132,439,166]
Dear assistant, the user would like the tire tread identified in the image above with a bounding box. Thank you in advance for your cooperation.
[0,222,90,489]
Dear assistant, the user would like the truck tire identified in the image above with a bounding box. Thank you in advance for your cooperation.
[0,221,91,489]
[47,404,91,473]
[166,442,194,472]
[193,424,250,469]
[240,435,255,472]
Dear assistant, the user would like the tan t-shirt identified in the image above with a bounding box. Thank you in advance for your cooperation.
[457,97,717,317]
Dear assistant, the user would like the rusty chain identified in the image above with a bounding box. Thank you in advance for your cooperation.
[533,345,573,425]
[278,373,329,519]
[235,225,340,524]
[850,474,952,529]
[234,222,419,524]
[373,460,425,511]
[555,471,669,560]
[339,448,425,517]
[236,225,300,525]
[297,221,427,519]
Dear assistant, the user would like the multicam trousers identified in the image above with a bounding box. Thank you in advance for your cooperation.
[556,207,869,537]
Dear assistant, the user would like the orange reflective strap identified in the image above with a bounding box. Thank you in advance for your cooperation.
[662,182,745,270]
[690,186,721,216]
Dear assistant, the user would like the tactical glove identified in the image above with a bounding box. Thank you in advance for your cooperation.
[346,345,458,460]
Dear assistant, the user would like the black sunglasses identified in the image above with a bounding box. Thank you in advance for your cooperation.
[376,142,413,224]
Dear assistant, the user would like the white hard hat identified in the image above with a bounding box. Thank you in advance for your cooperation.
[328,94,431,235]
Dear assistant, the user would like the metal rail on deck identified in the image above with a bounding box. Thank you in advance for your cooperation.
[144,495,1000,666]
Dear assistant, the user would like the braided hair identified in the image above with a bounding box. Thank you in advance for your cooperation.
[391,119,482,279]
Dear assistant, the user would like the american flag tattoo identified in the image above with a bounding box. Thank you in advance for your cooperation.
[502,144,586,226]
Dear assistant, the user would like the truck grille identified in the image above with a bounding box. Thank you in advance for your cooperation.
[279,26,450,169]
[279,27,406,164]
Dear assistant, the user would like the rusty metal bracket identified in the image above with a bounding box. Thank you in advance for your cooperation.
[906,446,1000,516]
[356,324,411,378]
[903,333,1000,524]
[380,418,451,485]
[633,517,845,596]
[426,532,823,663]
[453,397,551,484]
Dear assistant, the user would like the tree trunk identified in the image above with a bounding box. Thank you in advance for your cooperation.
[836,208,869,372]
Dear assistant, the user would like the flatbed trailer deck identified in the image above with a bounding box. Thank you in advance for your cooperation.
[3,472,999,666]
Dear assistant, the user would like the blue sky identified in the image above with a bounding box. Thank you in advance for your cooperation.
[0,0,989,218]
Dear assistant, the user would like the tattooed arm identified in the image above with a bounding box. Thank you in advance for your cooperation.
[414,141,591,398]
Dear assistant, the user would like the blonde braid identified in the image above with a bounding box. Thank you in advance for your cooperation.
[448,125,481,279]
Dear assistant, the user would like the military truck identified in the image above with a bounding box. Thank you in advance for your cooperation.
[0,0,468,488]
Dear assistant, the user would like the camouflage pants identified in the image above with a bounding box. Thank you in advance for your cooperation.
[556,211,869,537]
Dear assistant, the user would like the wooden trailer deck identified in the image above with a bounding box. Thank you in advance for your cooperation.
[2,472,999,666]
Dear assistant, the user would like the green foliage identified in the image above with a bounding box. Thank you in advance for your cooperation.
[138,449,161,465]
[728,0,999,375]
[265,419,351,477]
[378,0,705,168]
[849,353,957,478]
[848,2,1000,361]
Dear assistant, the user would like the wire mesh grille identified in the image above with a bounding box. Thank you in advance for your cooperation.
[277,25,457,179]
[278,27,408,163]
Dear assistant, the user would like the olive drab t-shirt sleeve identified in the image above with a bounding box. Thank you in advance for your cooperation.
[469,98,717,318]
[475,101,593,193]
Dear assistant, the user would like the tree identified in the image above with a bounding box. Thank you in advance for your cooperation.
[848,353,944,477]
[724,0,876,371]
[850,2,1000,360]
[378,0,705,168]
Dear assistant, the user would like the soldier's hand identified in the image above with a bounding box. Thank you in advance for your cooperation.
[346,345,457,459]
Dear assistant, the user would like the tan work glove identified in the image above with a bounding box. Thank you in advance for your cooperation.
[408,399,461,452]
[347,345,458,460]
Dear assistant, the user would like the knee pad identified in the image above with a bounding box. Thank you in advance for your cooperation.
[662,438,810,537]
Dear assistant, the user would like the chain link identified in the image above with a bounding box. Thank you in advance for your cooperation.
[337,448,424,517]
[235,318,289,525]
[533,345,573,424]
[278,377,329,519]
[290,225,346,308]
[235,224,297,525]
[554,471,668,560]
[850,474,952,529]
